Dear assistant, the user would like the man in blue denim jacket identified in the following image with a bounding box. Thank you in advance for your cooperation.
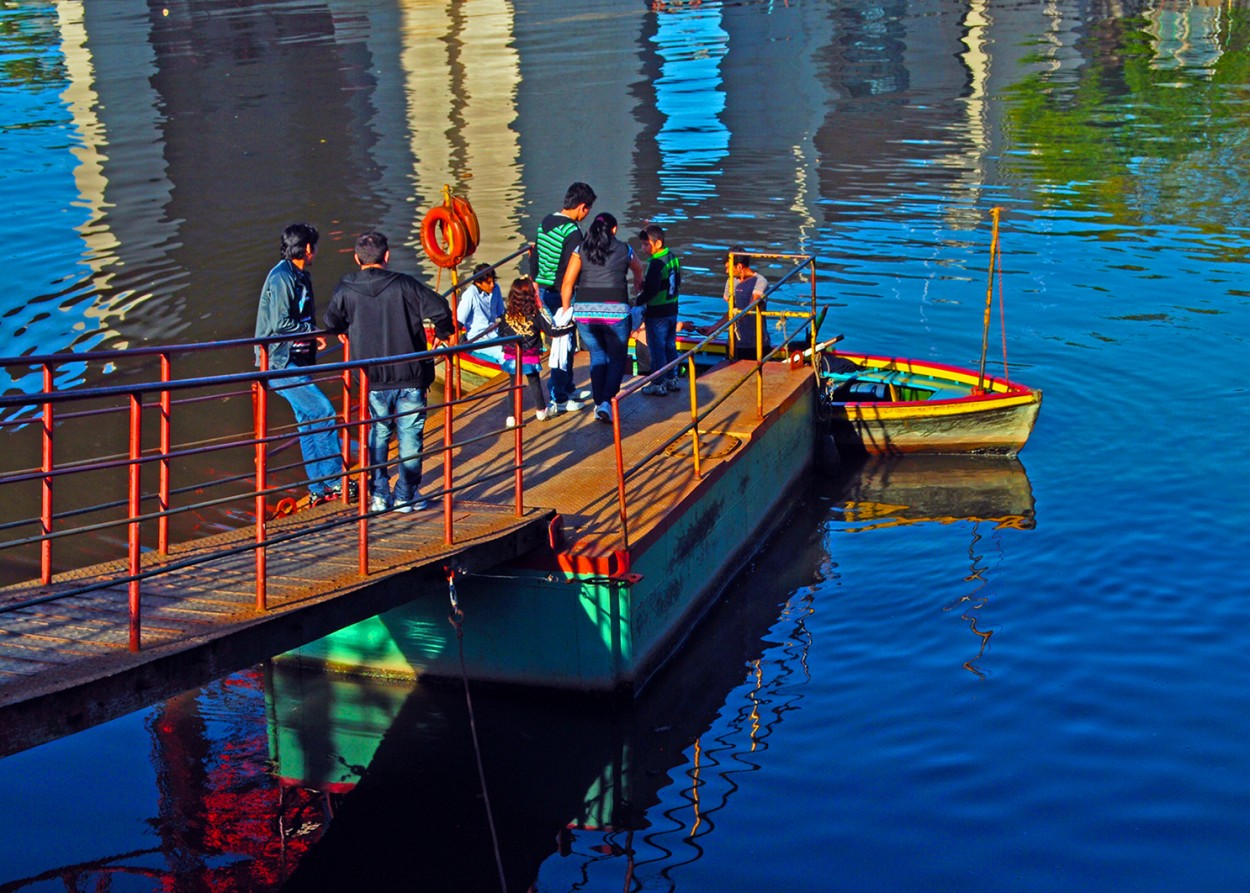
[324,231,454,514]
[254,223,345,503]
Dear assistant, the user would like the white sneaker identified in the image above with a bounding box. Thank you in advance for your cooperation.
[595,402,612,423]
[370,495,389,513]
[535,408,548,421]
[563,398,584,412]
[574,389,593,402]
[546,400,563,416]
[505,415,516,428]
[396,497,432,513]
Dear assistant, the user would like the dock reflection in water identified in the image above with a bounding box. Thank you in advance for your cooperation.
[272,545,826,891]
[271,456,1036,890]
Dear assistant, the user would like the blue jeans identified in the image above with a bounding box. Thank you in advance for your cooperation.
[273,375,343,496]
[577,316,631,405]
[541,286,573,403]
[645,315,679,383]
[368,387,427,507]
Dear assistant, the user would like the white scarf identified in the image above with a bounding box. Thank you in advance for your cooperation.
[549,305,574,369]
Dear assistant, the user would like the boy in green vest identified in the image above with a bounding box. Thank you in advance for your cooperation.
[635,224,682,395]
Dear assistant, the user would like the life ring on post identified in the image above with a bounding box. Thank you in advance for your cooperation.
[450,195,481,255]
[420,206,468,269]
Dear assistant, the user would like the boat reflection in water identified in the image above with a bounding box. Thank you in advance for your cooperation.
[271,456,1035,890]
[829,454,1036,679]
[828,454,1036,532]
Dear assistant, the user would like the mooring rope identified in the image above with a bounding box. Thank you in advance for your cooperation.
[447,567,508,893]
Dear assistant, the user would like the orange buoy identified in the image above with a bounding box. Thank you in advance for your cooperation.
[420,205,468,268]
[450,195,481,255]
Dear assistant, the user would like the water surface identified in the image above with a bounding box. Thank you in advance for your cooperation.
[1,1,1248,891]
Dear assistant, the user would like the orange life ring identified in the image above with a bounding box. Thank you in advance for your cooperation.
[421,206,468,268]
[450,195,481,255]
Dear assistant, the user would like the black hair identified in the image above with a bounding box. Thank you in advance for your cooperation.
[583,212,618,266]
[639,224,665,245]
[726,245,751,268]
[562,182,597,212]
[280,223,319,261]
[472,262,495,282]
[354,231,388,266]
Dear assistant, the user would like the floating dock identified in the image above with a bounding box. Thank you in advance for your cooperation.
[285,356,818,694]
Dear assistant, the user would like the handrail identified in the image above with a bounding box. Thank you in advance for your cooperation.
[610,253,822,549]
[0,328,529,654]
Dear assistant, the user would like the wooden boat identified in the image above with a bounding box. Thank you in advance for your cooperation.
[816,351,1041,457]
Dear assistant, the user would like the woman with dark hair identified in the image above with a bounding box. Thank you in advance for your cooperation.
[560,212,644,423]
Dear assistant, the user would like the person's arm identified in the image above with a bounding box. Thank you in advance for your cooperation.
[456,287,473,329]
[636,258,662,306]
[560,252,581,311]
[535,307,575,337]
[322,287,349,335]
[555,227,581,289]
[261,271,310,336]
[751,273,767,302]
[629,249,645,294]
[490,284,505,321]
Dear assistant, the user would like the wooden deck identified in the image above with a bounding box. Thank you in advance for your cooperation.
[0,496,554,756]
[447,354,814,565]
[0,353,815,755]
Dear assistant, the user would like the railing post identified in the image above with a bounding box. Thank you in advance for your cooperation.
[158,352,172,554]
[755,304,765,417]
[40,363,54,585]
[442,353,455,546]
[512,344,524,517]
[687,356,702,479]
[340,336,353,498]
[611,396,630,550]
[254,347,269,611]
[357,367,370,575]
[808,257,818,361]
[128,392,143,652]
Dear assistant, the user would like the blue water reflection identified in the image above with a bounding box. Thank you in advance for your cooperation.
[649,6,729,208]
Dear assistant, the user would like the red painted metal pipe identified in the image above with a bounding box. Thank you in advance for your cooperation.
[512,345,524,517]
[340,337,353,498]
[357,367,370,576]
[40,364,53,585]
[611,396,630,551]
[442,354,455,545]
[128,392,143,652]
[158,352,172,554]
[254,347,269,611]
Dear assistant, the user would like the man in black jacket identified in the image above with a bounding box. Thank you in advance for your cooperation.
[324,231,454,513]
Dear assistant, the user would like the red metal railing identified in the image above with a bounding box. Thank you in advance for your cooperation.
[0,330,525,652]
[608,253,822,549]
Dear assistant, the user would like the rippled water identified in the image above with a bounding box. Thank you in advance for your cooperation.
[2,1,1249,890]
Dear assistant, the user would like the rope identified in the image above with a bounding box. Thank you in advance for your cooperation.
[447,567,508,893]
[997,232,1010,381]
